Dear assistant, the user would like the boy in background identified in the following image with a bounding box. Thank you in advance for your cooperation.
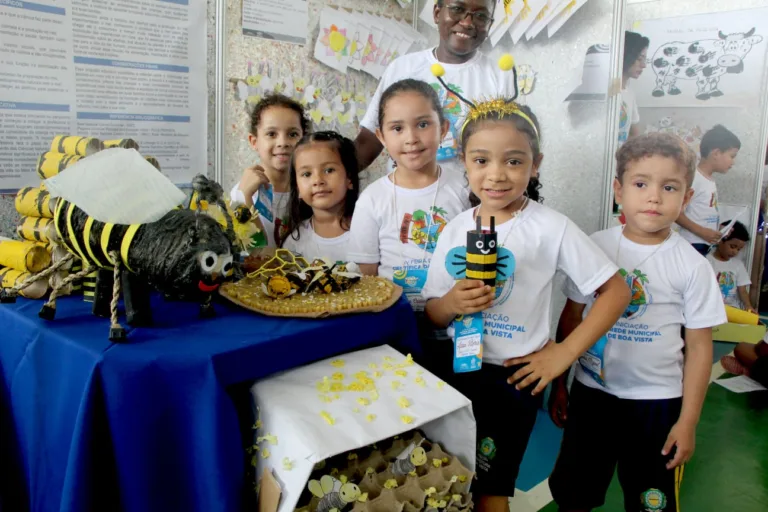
[549,133,726,512]
[707,220,756,313]
[676,124,741,255]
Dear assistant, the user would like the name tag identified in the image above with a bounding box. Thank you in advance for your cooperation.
[453,313,483,373]
[579,335,607,386]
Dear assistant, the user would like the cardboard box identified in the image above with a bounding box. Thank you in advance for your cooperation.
[250,345,476,512]
[712,322,767,344]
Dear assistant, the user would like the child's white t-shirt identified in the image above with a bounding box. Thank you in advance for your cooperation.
[707,253,751,310]
[360,49,516,174]
[617,87,640,145]
[678,170,719,245]
[230,184,290,244]
[347,169,471,310]
[565,227,727,400]
[282,219,351,263]
[422,202,618,365]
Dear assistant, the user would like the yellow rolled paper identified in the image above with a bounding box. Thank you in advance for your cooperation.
[0,266,49,299]
[37,151,83,179]
[17,217,53,244]
[725,305,760,326]
[104,139,139,150]
[15,187,56,218]
[50,135,104,156]
[0,237,52,273]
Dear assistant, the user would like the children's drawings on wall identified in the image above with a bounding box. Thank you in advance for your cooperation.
[634,8,768,108]
[233,61,377,134]
[313,7,426,78]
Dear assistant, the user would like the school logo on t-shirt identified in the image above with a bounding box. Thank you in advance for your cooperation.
[444,244,516,305]
[430,82,465,161]
[716,271,735,299]
[621,268,651,319]
[618,101,629,144]
[399,206,448,253]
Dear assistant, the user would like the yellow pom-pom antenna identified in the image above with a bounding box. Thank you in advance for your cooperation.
[430,63,445,78]
[498,54,515,71]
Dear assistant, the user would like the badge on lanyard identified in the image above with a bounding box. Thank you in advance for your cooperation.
[453,312,484,373]
[393,267,428,312]
[255,184,274,223]
[579,334,607,386]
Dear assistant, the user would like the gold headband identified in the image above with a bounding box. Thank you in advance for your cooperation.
[430,54,539,141]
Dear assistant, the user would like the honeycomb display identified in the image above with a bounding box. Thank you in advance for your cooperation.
[219,249,402,318]
[294,431,475,512]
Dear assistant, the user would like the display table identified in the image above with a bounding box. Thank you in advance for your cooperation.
[0,293,419,512]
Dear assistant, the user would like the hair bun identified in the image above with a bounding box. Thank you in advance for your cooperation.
[430,63,446,78]
[498,54,515,71]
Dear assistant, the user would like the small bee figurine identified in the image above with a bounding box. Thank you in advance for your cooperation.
[465,215,498,286]
[308,474,362,512]
[306,263,360,294]
[390,442,428,476]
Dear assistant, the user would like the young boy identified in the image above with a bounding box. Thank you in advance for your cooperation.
[549,133,727,512]
[676,124,741,256]
[707,220,756,313]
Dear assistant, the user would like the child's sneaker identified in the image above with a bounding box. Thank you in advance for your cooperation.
[720,355,749,376]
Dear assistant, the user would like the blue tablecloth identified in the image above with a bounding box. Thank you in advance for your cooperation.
[0,293,419,512]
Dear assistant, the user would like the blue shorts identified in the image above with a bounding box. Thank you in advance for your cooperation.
[448,363,542,497]
[549,381,683,511]
[691,243,710,256]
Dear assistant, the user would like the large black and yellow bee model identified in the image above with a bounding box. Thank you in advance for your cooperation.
[465,215,499,286]
[0,150,235,342]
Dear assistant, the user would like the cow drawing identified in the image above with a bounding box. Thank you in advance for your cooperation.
[650,28,763,100]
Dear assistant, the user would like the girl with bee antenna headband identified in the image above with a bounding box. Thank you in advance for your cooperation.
[421,55,630,511]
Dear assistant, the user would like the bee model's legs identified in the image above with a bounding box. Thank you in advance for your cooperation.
[107,251,127,342]
[40,263,94,320]
[0,253,75,304]
[92,268,114,318]
[122,272,152,326]
[199,293,215,318]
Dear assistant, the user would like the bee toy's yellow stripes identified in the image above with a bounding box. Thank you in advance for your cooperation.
[466,253,497,264]
[100,224,115,265]
[466,269,497,280]
[66,203,90,263]
[83,217,105,267]
[120,225,140,272]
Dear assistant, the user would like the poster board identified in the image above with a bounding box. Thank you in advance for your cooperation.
[632,7,768,108]
[249,345,476,512]
[0,0,208,191]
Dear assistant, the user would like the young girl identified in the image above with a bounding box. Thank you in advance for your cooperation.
[280,131,359,263]
[230,94,310,246]
[421,59,630,512]
[348,78,471,312]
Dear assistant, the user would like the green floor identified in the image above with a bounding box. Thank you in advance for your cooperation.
[540,379,768,511]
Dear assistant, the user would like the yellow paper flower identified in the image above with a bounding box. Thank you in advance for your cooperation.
[282,457,294,470]
[316,377,331,393]
[348,453,358,460]
[391,380,402,390]
[347,382,364,392]
[330,383,344,392]
[331,372,345,381]
[401,415,414,424]
[452,494,462,502]
[354,371,368,379]
[442,457,450,464]
[398,396,411,408]
[253,419,263,429]
[368,363,378,369]
[366,414,376,422]
[320,411,335,425]
[358,492,369,502]
[395,369,407,377]
[357,397,370,406]
[384,479,398,489]
[384,356,394,362]
[405,353,415,366]
[373,371,383,378]
[365,467,375,475]
[425,486,437,496]
[415,377,426,387]
[261,448,271,459]
[437,381,446,390]
[257,433,278,445]
[432,459,443,468]
[331,359,345,367]
[382,362,394,370]
[458,475,468,483]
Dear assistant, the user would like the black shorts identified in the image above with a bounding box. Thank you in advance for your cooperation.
[549,381,683,511]
[448,363,542,497]
[691,243,710,256]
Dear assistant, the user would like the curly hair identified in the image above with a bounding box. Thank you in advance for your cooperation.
[616,132,697,187]
[248,93,310,136]
[461,104,543,205]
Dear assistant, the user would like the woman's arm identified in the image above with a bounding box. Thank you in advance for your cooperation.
[354,128,384,172]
